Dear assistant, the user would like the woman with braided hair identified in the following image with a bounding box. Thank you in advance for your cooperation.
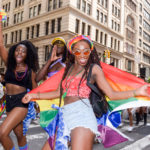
[0,21,39,150]
[22,35,150,150]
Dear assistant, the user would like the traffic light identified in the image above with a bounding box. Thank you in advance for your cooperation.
[104,50,106,57]
[108,50,111,58]
[104,50,111,58]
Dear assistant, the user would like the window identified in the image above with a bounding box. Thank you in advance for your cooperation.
[15,31,18,42]
[104,15,107,24]
[87,4,91,15]
[58,0,62,8]
[97,10,99,20]
[75,19,80,33]
[19,30,22,41]
[53,0,57,9]
[48,0,52,11]
[139,39,142,47]
[140,3,142,12]
[11,32,14,43]
[100,32,103,44]
[4,34,7,45]
[112,20,114,29]
[29,8,33,18]
[31,26,34,39]
[118,41,120,51]
[33,6,37,16]
[87,25,91,36]
[57,17,62,32]
[21,11,23,21]
[14,14,16,24]
[139,27,142,36]
[82,0,86,12]
[111,37,113,48]
[104,34,107,45]
[51,19,55,33]
[26,27,30,39]
[114,39,117,50]
[127,15,134,27]
[77,0,81,9]
[127,60,132,72]
[95,29,99,42]
[36,24,40,37]
[15,0,18,8]
[82,22,85,35]
[45,21,49,35]
[38,4,41,15]
[100,12,103,23]
[139,15,142,24]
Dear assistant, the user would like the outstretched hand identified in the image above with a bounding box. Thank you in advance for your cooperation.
[136,84,150,97]
[50,45,61,62]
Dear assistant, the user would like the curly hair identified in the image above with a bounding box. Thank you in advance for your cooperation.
[7,40,39,72]
[59,39,101,106]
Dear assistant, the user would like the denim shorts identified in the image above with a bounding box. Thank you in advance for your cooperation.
[6,91,28,112]
[62,99,100,137]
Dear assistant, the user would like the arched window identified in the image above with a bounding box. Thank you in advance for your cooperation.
[127,15,134,28]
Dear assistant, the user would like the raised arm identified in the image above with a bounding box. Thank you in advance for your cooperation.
[0,21,8,65]
[36,45,60,82]
[92,64,150,100]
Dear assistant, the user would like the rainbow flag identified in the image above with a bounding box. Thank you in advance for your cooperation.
[30,62,150,149]
[0,9,7,22]
[0,100,6,119]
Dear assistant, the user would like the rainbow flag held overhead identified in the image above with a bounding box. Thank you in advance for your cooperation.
[0,9,7,22]
[29,62,150,149]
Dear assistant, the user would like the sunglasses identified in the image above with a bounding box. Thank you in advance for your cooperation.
[73,49,91,56]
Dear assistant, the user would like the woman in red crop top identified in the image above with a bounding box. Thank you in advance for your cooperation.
[0,22,39,150]
[22,35,150,150]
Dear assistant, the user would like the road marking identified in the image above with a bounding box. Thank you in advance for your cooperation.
[0,133,48,149]
[120,134,150,150]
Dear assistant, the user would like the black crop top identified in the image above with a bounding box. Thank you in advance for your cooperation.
[4,68,32,90]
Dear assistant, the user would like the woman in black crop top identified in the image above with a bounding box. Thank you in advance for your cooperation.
[0,22,39,150]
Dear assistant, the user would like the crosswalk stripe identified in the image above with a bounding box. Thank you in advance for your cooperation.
[120,134,150,150]
[0,133,48,150]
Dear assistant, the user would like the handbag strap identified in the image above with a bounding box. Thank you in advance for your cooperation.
[87,64,101,96]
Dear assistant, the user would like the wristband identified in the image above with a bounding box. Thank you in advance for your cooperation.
[37,92,40,99]
[133,90,136,97]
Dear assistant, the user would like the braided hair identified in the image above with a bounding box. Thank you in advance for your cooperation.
[59,39,101,106]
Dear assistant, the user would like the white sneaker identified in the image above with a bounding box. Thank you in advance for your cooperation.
[128,126,133,132]
[119,122,124,127]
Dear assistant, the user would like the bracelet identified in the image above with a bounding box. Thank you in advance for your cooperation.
[37,92,40,99]
[133,90,136,97]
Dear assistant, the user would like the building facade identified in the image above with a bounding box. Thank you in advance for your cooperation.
[0,0,150,78]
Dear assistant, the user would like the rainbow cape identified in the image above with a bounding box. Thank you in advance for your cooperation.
[30,62,150,149]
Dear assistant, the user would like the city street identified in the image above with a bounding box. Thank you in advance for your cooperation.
[1,113,150,150]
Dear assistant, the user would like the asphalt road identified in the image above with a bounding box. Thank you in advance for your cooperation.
[1,114,150,150]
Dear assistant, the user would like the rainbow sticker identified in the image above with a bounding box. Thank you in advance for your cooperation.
[0,9,7,22]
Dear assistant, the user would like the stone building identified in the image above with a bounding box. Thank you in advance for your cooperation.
[0,0,150,78]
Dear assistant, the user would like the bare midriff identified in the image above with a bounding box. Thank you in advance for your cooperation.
[64,96,87,105]
[5,83,27,95]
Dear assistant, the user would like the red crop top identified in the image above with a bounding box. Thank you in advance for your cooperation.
[62,76,91,98]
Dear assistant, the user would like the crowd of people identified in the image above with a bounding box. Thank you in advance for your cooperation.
[0,20,150,150]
